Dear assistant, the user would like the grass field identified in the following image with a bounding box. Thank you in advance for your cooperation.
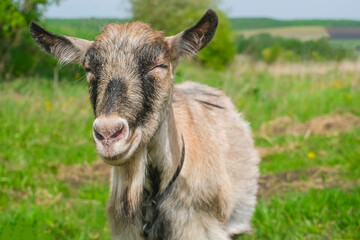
[1,58,359,239]
[236,26,329,40]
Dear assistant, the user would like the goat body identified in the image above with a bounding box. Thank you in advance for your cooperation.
[30,9,259,240]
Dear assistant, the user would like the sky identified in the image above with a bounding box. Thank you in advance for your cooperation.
[46,0,360,20]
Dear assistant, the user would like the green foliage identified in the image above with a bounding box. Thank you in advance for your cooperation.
[198,11,236,69]
[44,18,129,40]
[261,43,281,64]
[330,39,360,52]
[236,34,356,63]
[129,0,216,35]
[0,0,61,78]
[0,0,26,36]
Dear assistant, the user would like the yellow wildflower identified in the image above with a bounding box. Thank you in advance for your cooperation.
[45,101,51,111]
[237,100,243,106]
[307,152,316,159]
[75,72,81,79]
[332,80,341,89]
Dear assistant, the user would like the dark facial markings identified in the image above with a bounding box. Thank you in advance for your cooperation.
[129,40,170,128]
[89,78,99,114]
[85,36,170,129]
[136,39,169,75]
[103,78,128,115]
[85,47,105,114]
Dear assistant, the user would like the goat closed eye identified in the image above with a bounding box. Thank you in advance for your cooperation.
[149,64,168,73]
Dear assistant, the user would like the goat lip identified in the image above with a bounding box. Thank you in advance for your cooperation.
[99,131,141,166]
[101,148,130,163]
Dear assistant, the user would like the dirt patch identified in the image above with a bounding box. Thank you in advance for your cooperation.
[1,188,29,199]
[306,113,360,135]
[256,142,299,158]
[257,167,355,198]
[260,112,360,137]
[58,160,110,188]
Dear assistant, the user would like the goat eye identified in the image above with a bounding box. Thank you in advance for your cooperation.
[149,64,168,73]
[156,64,168,69]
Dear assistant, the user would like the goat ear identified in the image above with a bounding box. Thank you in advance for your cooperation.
[29,21,92,64]
[166,9,218,59]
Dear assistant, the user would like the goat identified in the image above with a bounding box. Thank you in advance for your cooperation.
[30,9,260,240]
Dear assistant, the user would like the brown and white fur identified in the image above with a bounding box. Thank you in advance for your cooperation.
[30,10,260,240]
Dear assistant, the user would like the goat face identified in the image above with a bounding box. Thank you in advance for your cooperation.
[85,23,174,165]
[30,10,218,166]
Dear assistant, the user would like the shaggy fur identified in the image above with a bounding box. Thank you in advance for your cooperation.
[30,9,260,240]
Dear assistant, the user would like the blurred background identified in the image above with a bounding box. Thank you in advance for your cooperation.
[0,0,359,239]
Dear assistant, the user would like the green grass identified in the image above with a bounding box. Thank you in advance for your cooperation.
[241,186,360,239]
[1,59,360,239]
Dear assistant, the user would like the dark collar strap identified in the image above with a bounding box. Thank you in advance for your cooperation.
[141,135,185,238]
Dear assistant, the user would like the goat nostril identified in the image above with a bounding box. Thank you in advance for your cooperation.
[110,127,124,139]
[94,130,105,141]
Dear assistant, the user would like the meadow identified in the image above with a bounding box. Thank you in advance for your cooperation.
[1,58,359,239]
[1,17,360,239]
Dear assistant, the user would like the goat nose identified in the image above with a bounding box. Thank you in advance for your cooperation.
[92,117,129,143]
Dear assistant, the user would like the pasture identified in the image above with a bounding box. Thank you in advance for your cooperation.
[236,26,329,40]
[1,16,360,239]
[1,58,359,239]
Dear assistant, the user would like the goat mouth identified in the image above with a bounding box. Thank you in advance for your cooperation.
[100,130,141,166]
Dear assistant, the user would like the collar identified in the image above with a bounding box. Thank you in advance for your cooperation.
[141,135,185,238]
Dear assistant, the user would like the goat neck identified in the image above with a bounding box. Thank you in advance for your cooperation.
[146,106,182,195]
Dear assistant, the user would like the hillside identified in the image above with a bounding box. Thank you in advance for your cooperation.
[230,18,360,30]
[44,18,360,39]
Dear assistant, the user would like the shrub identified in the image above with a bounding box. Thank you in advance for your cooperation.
[236,33,356,63]
[261,43,281,64]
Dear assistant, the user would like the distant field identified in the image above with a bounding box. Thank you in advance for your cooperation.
[327,27,360,39]
[230,18,360,30]
[45,18,360,35]
[44,18,360,44]
[237,26,329,40]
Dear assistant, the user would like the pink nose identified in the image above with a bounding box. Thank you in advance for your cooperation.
[92,116,129,144]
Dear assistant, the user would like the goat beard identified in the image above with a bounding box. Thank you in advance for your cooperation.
[107,148,147,223]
